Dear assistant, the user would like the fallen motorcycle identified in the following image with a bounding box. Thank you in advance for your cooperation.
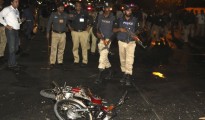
[40,81,127,120]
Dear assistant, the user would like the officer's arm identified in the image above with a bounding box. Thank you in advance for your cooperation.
[112,19,126,33]
[66,11,74,31]
[85,11,92,32]
[67,11,75,21]
[46,13,53,39]
[0,8,12,30]
[67,21,73,31]
[0,8,7,26]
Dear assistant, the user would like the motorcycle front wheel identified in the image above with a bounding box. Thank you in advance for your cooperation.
[54,98,93,120]
[40,89,56,100]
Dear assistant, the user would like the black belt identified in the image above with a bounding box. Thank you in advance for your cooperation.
[53,30,65,34]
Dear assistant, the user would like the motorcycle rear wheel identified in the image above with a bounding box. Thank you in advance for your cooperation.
[54,98,93,120]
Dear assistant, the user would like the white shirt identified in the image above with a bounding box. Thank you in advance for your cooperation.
[0,5,21,30]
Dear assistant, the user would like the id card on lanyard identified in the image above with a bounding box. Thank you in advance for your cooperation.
[59,19,64,23]
[14,9,21,23]
[79,18,84,22]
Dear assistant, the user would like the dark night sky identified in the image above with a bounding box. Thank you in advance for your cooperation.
[3,0,205,8]
[134,0,205,8]
[186,0,205,7]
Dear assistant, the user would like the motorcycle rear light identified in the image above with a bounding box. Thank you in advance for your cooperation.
[91,96,102,105]
[72,88,81,92]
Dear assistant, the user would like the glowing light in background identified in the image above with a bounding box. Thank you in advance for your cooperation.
[87,6,92,10]
[152,72,166,78]
[130,3,134,7]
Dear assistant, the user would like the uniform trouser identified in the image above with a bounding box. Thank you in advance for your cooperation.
[50,32,66,64]
[196,24,204,37]
[98,39,111,69]
[23,21,33,51]
[189,24,195,37]
[0,27,7,57]
[5,29,19,67]
[71,31,89,64]
[118,41,136,75]
[39,16,48,31]
[183,25,190,43]
[87,27,97,53]
[151,24,160,40]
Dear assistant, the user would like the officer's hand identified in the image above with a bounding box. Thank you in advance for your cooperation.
[120,28,127,32]
[103,40,110,46]
[96,33,103,39]
[46,33,49,40]
[21,17,26,23]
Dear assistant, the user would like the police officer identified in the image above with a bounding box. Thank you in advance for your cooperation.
[94,3,115,84]
[47,2,69,67]
[0,0,23,70]
[0,2,7,63]
[22,4,34,54]
[87,10,97,55]
[113,5,139,86]
[69,2,91,67]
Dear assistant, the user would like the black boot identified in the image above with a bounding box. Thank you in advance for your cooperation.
[104,67,112,80]
[120,73,126,83]
[95,69,104,84]
[125,74,132,86]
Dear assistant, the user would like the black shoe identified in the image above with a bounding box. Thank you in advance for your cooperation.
[95,69,104,84]
[125,74,132,86]
[80,63,87,68]
[57,63,63,66]
[49,64,55,68]
[73,62,79,66]
[0,56,5,61]
[120,73,126,83]
[0,56,7,64]
[57,63,63,68]
[104,68,112,80]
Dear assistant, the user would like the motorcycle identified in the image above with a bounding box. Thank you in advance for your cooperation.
[40,81,127,120]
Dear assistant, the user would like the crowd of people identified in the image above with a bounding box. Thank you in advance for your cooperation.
[0,0,204,86]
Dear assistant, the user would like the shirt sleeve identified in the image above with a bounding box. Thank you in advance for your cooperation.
[46,12,54,33]
[85,11,92,26]
[67,11,75,21]
[93,15,99,36]
[0,8,9,26]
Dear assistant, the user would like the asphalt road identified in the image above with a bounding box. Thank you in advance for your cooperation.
[0,31,205,120]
